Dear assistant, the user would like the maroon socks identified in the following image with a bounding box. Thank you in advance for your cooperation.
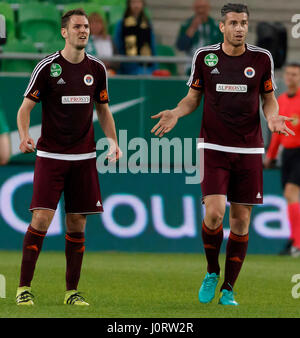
[221,231,249,291]
[19,225,46,287]
[201,221,223,275]
[65,232,85,291]
[202,221,249,291]
[19,226,85,291]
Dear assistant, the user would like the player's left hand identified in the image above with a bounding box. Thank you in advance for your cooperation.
[267,114,295,136]
[106,144,122,163]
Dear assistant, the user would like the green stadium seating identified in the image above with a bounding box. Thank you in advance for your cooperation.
[63,2,106,18]
[41,0,82,3]
[1,39,38,73]
[90,0,126,6]
[42,39,65,54]
[0,2,16,41]
[106,5,125,26]
[18,2,61,43]
[3,0,29,3]
[156,44,178,76]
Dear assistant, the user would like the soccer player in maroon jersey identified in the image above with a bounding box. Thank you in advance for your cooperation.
[151,3,294,305]
[264,63,300,257]
[15,9,121,306]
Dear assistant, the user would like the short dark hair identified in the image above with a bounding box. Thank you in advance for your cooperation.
[61,8,88,28]
[285,62,300,69]
[221,3,249,22]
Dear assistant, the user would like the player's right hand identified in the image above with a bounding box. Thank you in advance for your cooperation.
[151,110,178,138]
[19,136,36,153]
[263,156,275,169]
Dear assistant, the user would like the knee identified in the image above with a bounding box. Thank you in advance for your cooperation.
[230,214,250,235]
[31,211,53,232]
[66,214,86,232]
[205,209,225,229]
[231,215,249,228]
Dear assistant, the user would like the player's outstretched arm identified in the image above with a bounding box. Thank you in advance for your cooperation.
[17,98,37,153]
[95,102,122,162]
[262,91,295,137]
[151,87,202,138]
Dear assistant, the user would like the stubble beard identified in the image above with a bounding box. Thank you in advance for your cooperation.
[75,44,86,51]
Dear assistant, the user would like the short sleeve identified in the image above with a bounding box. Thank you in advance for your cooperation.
[94,62,110,104]
[260,53,277,94]
[186,50,204,91]
[24,61,48,103]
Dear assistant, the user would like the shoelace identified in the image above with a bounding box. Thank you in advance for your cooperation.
[226,292,235,300]
[67,292,86,304]
[203,276,217,290]
[17,291,34,302]
[228,284,236,298]
[223,286,236,300]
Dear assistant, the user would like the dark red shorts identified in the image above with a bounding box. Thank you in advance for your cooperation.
[201,149,263,205]
[30,156,103,214]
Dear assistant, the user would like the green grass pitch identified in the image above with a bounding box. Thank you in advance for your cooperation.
[0,251,300,318]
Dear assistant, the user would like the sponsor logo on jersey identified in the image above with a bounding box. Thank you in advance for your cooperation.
[244,67,255,78]
[100,89,108,102]
[84,74,94,86]
[50,63,62,77]
[61,96,90,104]
[216,84,248,93]
[57,78,66,85]
[211,68,220,75]
[96,201,102,207]
[256,192,262,199]
[204,53,219,67]
[30,90,40,99]
[264,79,273,92]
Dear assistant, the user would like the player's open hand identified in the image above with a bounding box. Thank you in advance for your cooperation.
[19,136,36,153]
[151,110,178,137]
[106,144,122,163]
[268,114,295,137]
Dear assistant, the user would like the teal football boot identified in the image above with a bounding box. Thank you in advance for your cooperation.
[198,272,220,303]
[218,289,239,306]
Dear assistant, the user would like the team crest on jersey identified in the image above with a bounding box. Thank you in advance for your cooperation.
[50,63,62,77]
[84,74,94,86]
[244,67,255,78]
[204,53,219,67]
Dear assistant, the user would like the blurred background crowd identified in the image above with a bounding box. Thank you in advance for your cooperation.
[0,0,295,76]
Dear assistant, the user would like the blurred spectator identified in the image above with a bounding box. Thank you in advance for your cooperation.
[114,0,157,75]
[176,0,222,56]
[86,12,118,75]
[0,98,10,165]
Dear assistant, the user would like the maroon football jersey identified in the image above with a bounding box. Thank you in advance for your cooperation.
[24,51,109,157]
[187,43,276,153]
